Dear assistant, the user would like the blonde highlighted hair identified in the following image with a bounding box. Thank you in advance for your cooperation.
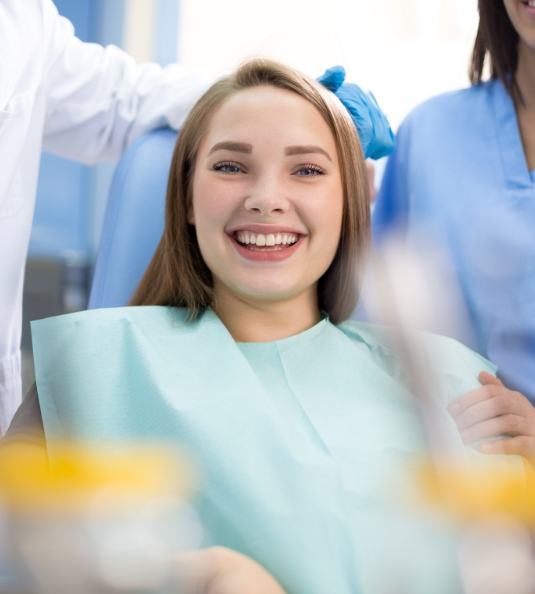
[131,59,370,324]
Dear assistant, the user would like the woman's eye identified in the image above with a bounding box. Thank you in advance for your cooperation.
[212,161,244,174]
[294,164,325,177]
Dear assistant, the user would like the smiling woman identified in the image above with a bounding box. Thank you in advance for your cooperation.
[5,59,523,594]
[190,85,345,336]
[131,59,369,333]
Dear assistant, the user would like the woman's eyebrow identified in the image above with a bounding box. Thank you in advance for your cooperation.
[285,145,332,162]
[208,141,253,155]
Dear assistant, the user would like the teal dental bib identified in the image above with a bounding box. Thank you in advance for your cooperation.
[31,306,508,594]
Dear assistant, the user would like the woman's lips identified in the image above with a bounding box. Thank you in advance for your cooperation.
[521,0,535,16]
[228,232,304,262]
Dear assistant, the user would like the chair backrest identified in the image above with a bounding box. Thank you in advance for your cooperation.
[88,128,178,309]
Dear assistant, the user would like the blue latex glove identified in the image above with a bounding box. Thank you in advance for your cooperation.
[318,66,395,160]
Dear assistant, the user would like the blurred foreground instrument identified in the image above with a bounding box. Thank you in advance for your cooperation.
[363,236,535,594]
[0,441,201,594]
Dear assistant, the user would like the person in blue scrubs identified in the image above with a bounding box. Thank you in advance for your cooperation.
[373,0,535,457]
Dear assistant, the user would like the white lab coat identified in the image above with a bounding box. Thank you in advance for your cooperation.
[0,0,207,434]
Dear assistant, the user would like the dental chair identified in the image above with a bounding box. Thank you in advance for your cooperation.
[88,128,178,309]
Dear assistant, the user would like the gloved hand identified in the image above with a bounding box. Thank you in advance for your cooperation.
[318,65,395,160]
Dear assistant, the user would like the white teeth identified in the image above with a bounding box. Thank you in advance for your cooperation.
[235,231,299,246]
[528,0,535,7]
[282,233,298,245]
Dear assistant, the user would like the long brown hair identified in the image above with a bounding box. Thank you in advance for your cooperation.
[469,0,520,99]
[131,59,370,324]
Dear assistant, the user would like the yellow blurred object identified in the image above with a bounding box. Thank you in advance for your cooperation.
[0,441,194,510]
[417,458,535,525]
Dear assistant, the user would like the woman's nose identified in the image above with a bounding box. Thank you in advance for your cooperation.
[244,179,290,215]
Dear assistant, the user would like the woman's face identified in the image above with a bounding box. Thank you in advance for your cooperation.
[503,0,535,49]
[190,85,344,308]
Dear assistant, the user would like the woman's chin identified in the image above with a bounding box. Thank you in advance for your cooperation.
[218,279,311,307]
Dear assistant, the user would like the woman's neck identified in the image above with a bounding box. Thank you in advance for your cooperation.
[515,42,535,169]
[517,42,535,107]
[212,286,321,343]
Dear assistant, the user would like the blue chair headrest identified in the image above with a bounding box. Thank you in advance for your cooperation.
[88,128,178,309]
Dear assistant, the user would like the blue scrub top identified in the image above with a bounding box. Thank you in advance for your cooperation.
[373,79,535,402]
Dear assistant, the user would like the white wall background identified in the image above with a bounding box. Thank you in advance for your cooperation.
[177,0,479,129]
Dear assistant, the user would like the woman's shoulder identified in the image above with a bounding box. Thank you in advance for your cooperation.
[401,80,497,132]
[30,306,212,382]
[30,306,196,341]
[338,319,493,362]
[32,305,188,327]
[337,320,496,389]
[336,319,392,349]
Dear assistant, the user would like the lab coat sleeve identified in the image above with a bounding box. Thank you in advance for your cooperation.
[40,0,209,164]
[372,119,413,242]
